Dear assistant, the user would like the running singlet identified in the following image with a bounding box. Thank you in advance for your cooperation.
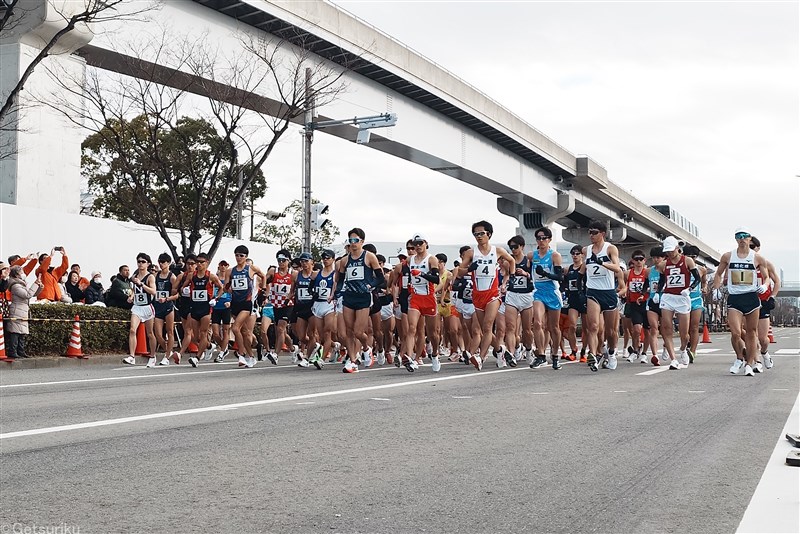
[153,273,173,313]
[663,255,691,295]
[269,271,294,307]
[229,265,253,303]
[190,273,212,312]
[727,249,758,295]
[756,268,772,301]
[585,242,616,290]
[132,273,153,307]
[453,277,473,304]
[626,269,647,303]
[532,249,557,292]
[564,265,584,297]
[344,251,374,295]
[408,254,434,296]
[471,246,499,293]
[294,271,314,309]
[508,256,534,294]
[314,269,335,302]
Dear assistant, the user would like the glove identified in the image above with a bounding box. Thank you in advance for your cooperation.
[652,294,660,305]
[590,253,599,265]
[757,283,769,295]
[209,299,217,307]
[535,265,545,276]
[680,288,690,297]
[467,262,479,273]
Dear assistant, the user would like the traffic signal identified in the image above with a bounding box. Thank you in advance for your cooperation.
[311,203,329,230]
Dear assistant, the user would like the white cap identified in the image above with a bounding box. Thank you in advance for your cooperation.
[662,235,685,252]
[734,226,751,236]
[411,233,427,243]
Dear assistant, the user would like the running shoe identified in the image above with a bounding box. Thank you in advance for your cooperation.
[744,364,754,377]
[669,359,680,370]
[448,351,460,363]
[729,359,744,374]
[122,356,135,365]
[496,352,506,368]
[753,361,763,373]
[587,353,598,372]
[763,352,774,369]
[362,347,374,368]
[552,358,562,370]
[266,351,277,365]
[626,352,638,364]
[171,351,180,365]
[600,354,609,369]
[211,348,221,361]
[607,355,618,370]
[377,350,386,366]
[245,356,256,368]
[297,358,310,368]
[650,355,660,366]
[395,352,402,367]
[158,357,170,366]
[431,355,441,373]
[679,350,690,366]
[687,349,695,364]
[469,352,482,371]
[504,348,516,367]
[426,341,434,358]
[638,353,649,364]
[215,349,228,363]
[660,348,669,364]
[579,355,587,363]
[256,343,263,362]
[188,356,199,368]
[343,360,358,373]
[567,352,577,362]
[238,354,247,367]
[291,346,300,365]
[529,355,547,369]
[146,357,156,368]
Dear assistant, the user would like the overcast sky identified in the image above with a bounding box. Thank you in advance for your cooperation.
[254,1,799,279]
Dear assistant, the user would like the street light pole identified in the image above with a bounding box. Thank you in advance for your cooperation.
[302,67,313,253]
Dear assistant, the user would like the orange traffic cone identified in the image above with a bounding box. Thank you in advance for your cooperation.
[768,325,775,343]
[701,324,711,344]
[134,323,149,356]
[65,315,86,358]
[0,314,8,361]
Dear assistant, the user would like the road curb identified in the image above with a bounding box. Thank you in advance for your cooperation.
[0,354,150,370]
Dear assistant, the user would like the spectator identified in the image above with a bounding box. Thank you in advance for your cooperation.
[5,266,43,359]
[169,256,184,277]
[84,271,106,306]
[0,261,10,316]
[9,254,38,277]
[70,264,90,290]
[35,247,69,302]
[64,271,85,303]
[106,265,133,310]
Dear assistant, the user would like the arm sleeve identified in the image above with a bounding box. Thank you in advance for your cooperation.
[420,268,440,284]
[373,268,386,289]
[690,268,701,290]
[656,273,666,294]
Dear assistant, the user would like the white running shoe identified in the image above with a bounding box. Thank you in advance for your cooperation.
[246,356,256,368]
[238,354,248,367]
[763,352,774,369]
[469,352,482,371]
[497,352,506,368]
[638,353,649,364]
[679,350,690,366]
[122,356,135,365]
[210,348,220,361]
[607,355,618,370]
[660,348,669,363]
[362,347,374,367]
[514,345,522,363]
[730,359,744,374]
[146,357,156,368]
[215,349,228,363]
[525,350,535,366]
[753,361,763,373]
[431,355,441,373]
[669,359,680,370]
[291,346,299,364]
[158,357,170,366]
[627,352,638,363]
[377,350,386,366]
[188,356,199,368]
[744,364,754,377]
[343,360,358,374]
[298,358,309,368]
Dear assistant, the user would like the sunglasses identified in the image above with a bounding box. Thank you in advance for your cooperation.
[571,251,582,256]
[186,262,196,266]
[473,231,487,238]
[234,253,246,258]
[412,241,424,246]
[348,237,361,244]
[277,258,289,262]
[535,236,549,241]
[321,255,332,260]
[632,256,645,261]
[137,259,148,264]
[588,230,600,236]
[735,233,750,239]
[197,259,208,264]
[509,244,519,250]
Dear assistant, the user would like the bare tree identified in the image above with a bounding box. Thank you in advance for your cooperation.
[43,27,349,259]
[0,0,155,160]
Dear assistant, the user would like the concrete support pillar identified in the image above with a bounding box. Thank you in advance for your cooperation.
[0,1,93,212]
[497,190,575,251]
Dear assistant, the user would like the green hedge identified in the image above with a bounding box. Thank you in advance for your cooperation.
[21,304,131,356]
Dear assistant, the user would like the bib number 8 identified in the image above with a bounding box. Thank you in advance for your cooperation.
[134,293,148,306]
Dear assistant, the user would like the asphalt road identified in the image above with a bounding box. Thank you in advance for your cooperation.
[1,330,798,534]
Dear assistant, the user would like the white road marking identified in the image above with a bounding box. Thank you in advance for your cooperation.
[695,348,720,354]
[775,349,800,355]
[452,396,472,399]
[637,367,670,376]
[688,390,705,393]
[736,392,800,534]
[772,389,789,392]
[370,398,391,401]
[613,391,627,393]
[295,402,315,405]
[530,392,549,395]
[0,366,527,440]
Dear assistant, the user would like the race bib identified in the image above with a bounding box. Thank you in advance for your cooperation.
[231,277,248,291]
[347,265,365,281]
[273,283,291,295]
[629,281,645,294]
[587,264,604,278]
[156,291,168,301]
[297,288,312,301]
[512,276,528,289]
[463,287,473,300]
[412,275,429,295]
[401,274,410,287]
[730,269,754,286]
[666,267,685,288]
[568,279,578,291]
[192,289,208,302]
[133,293,148,306]
[317,286,331,299]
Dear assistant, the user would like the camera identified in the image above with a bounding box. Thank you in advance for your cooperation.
[55,246,63,251]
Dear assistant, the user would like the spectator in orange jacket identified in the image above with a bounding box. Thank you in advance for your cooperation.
[35,247,69,302]
[9,254,38,276]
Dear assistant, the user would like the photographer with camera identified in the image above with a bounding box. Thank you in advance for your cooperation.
[34,247,70,302]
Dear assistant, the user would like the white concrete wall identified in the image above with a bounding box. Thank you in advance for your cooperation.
[0,203,280,287]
